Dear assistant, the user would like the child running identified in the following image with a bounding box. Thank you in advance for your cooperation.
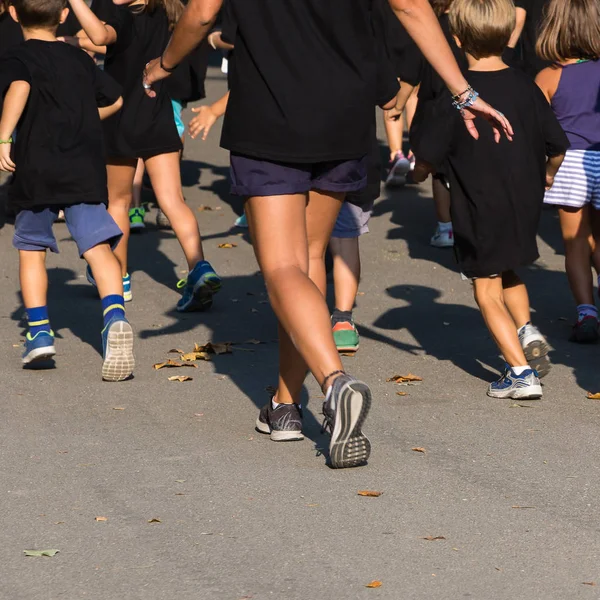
[535,0,600,343]
[68,0,221,311]
[0,0,134,381]
[413,0,568,399]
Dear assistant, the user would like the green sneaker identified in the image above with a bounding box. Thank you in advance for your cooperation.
[129,207,146,230]
[333,320,360,352]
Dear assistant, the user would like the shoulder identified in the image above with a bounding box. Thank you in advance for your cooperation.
[535,65,561,101]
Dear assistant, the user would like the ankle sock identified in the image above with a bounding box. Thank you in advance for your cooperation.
[102,294,125,327]
[511,365,531,376]
[517,322,531,337]
[27,306,51,337]
[438,221,452,232]
[332,309,353,326]
[577,304,598,322]
[271,398,300,410]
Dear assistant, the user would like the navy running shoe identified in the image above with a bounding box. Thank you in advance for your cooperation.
[176,261,221,312]
[22,330,56,364]
[101,317,135,382]
[487,366,542,399]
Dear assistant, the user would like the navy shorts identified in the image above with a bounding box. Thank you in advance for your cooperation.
[14,204,122,257]
[230,153,368,197]
[332,201,374,238]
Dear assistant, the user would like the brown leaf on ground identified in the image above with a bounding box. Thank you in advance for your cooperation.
[181,352,210,362]
[412,447,426,453]
[148,518,161,523]
[194,342,233,355]
[112,407,125,411]
[358,490,383,497]
[154,359,198,369]
[396,392,408,397]
[168,348,185,354]
[95,516,108,522]
[587,392,600,400]
[218,243,237,249]
[387,373,423,383]
[365,581,382,588]
[197,205,213,211]
[340,352,355,357]
[583,582,596,586]
[511,505,535,509]
[168,376,193,382]
[422,536,446,541]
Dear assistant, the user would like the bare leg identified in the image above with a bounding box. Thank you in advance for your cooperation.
[145,152,204,270]
[20,250,47,308]
[473,276,528,367]
[83,243,124,298]
[131,159,145,210]
[501,270,531,329]
[245,191,344,405]
[591,207,600,277]
[404,85,419,133]
[329,236,360,312]
[384,116,403,160]
[432,177,452,223]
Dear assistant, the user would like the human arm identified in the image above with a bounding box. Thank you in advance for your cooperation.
[545,154,564,190]
[98,96,122,120]
[0,80,30,172]
[385,80,415,121]
[58,32,107,55]
[508,7,526,48]
[67,0,117,46]
[207,30,234,51]
[189,90,229,140]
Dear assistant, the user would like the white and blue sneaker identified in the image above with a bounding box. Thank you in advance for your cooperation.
[487,366,542,399]
[234,214,248,228]
[101,317,134,382]
[22,330,56,364]
[86,266,132,302]
[518,323,551,378]
[176,261,221,312]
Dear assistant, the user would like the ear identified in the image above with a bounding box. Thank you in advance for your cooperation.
[453,35,463,49]
[59,6,69,24]
[8,4,19,22]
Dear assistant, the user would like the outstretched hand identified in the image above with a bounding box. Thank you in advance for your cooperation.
[460,96,513,142]
[0,143,15,172]
[189,106,219,140]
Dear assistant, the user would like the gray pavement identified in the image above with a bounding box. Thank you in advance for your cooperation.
[1,66,600,600]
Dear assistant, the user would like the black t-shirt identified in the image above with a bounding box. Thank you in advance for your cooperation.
[221,0,397,163]
[0,41,121,210]
[515,0,551,76]
[0,13,24,57]
[103,5,182,159]
[411,68,568,277]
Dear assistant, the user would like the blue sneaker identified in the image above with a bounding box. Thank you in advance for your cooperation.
[176,261,221,312]
[22,330,56,364]
[234,213,248,228]
[86,267,132,303]
[487,366,542,399]
[101,317,135,382]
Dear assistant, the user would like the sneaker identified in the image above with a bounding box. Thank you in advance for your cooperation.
[569,315,599,344]
[156,208,171,229]
[255,401,304,441]
[487,366,542,399]
[101,317,135,382]
[176,261,222,312]
[86,267,132,303]
[129,207,146,230]
[407,151,416,171]
[234,213,248,228]
[385,151,411,187]
[22,330,56,364]
[333,320,360,352]
[322,374,372,469]
[430,225,454,248]
[518,323,551,378]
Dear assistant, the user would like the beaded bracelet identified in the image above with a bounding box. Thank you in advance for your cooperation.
[452,86,479,111]
[0,138,13,144]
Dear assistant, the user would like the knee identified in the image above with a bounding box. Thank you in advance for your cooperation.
[474,282,503,308]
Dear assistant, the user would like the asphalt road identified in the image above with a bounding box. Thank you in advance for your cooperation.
[1,66,599,600]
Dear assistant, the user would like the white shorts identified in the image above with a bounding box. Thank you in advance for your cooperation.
[544,149,600,209]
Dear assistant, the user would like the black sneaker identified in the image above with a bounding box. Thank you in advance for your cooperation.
[255,401,304,442]
[322,374,371,469]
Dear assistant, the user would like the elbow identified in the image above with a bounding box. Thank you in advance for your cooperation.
[113,96,123,112]
[388,0,421,15]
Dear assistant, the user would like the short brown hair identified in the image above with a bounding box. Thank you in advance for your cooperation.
[430,0,454,16]
[449,0,516,59]
[12,0,66,28]
[536,0,600,63]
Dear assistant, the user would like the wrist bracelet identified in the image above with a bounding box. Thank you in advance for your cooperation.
[452,85,473,102]
[160,54,177,73]
[0,137,13,144]
[452,87,479,111]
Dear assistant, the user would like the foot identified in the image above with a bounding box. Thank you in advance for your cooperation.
[129,207,146,231]
[156,208,171,229]
[385,151,411,187]
[332,320,360,352]
[234,213,248,228]
[487,366,542,399]
[569,315,599,344]
[176,261,222,312]
[518,323,551,378]
[407,151,416,171]
[101,317,135,382]
[255,401,304,441]
[322,374,372,468]
[22,330,56,364]
[430,225,454,248]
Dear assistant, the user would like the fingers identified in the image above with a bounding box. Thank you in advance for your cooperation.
[463,117,479,141]
[0,157,15,172]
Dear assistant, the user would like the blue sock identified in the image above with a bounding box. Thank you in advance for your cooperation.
[102,294,125,327]
[27,306,51,337]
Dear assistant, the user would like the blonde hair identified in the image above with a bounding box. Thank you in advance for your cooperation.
[449,0,516,59]
[536,0,600,63]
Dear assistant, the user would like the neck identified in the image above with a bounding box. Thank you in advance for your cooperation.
[466,53,508,71]
[21,27,57,41]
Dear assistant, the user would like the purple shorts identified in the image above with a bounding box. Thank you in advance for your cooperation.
[332,201,374,238]
[14,203,122,257]
[230,153,368,197]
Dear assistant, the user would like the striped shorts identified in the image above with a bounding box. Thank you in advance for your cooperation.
[544,149,600,209]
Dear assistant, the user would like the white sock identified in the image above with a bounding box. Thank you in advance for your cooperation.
[511,365,530,376]
[272,398,300,410]
[325,385,334,411]
[517,322,531,337]
[438,221,452,232]
[577,304,598,322]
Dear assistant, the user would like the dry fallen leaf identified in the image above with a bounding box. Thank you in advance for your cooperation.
[95,516,108,522]
[340,352,355,357]
[194,342,232,355]
[358,490,383,497]
[148,518,161,523]
[218,243,237,249]
[412,447,426,453]
[168,348,185,354]
[112,407,125,411]
[582,582,596,586]
[422,536,446,541]
[154,359,198,369]
[396,392,408,397]
[587,392,600,400]
[168,376,193,382]
[365,581,382,588]
[197,205,213,212]
[387,373,423,383]
[511,505,535,509]
[24,549,59,557]
[180,352,209,362]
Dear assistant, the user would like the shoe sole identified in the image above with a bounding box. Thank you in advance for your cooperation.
[177,277,222,312]
[336,344,359,352]
[254,418,304,441]
[522,339,551,378]
[329,380,372,469]
[22,345,56,364]
[102,321,135,382]
[124,289,133,303]
[130,222,146,230]
[487,384,543,400]
[385,160,411,188]
[430,238,454,248]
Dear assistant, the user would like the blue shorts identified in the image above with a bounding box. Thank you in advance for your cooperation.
[171,99,186,138]
[13,204,122,257]
[332,200,374,238]
[230,153,368,197]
